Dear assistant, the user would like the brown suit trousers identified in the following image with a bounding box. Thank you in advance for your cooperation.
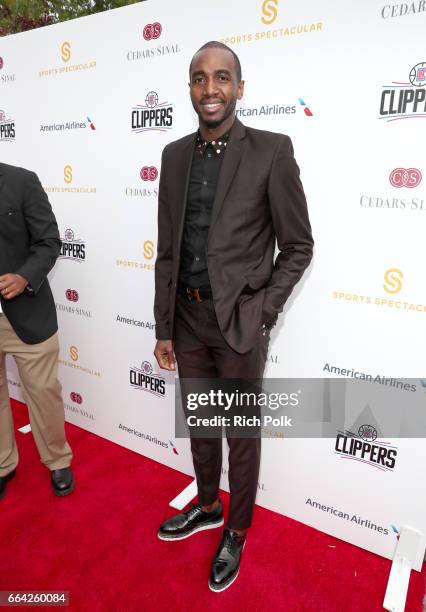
[174,292,269,529]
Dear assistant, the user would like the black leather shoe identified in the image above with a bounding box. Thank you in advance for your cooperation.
[51,467,75,497]
[0,469,16,501]
[209,528,246,592]
[158,501,224,541]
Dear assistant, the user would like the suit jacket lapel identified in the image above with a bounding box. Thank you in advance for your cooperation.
[0,166,4,196]
[208,118,246,238]
[175,133,196,248]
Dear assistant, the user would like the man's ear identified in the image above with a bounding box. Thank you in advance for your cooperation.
[238,80,245,100]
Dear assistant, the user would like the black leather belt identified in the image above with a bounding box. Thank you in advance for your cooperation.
[179,284,212,303]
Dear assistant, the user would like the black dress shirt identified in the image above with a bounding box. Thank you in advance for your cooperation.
[179,131,229,288]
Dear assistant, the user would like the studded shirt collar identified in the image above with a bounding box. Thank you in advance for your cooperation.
[195,131,229,157]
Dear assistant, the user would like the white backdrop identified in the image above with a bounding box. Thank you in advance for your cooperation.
[1,0,426,569]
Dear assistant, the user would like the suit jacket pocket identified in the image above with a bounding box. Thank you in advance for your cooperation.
[245,273,271,291]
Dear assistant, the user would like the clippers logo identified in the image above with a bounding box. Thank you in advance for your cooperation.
[409,62,426,87]
[140,166,158,181]
[383,268,403,294]
[389,167,422,188]
[298,98,313,116]
[64,165,72,183]
[261,0,279,24]
[131,91,173,133]
[0,109,15,142]
[69,346,79,362]
[380,62,426,121]
[59,228,86,262]
[335,425,397,471]
[70,391,83,404]
[66,289,79,302]
[61,41,71,63]
[130,360,166,397]
[143,22,162,41]
[358,424,377,442]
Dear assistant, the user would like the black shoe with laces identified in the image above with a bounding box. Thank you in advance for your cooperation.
[0,469,16,501]
[157,501,224,541]
[209,528,246,592]
[51,467,75,497]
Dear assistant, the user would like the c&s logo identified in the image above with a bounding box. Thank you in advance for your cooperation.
[143,22,162,41]
[389,167,422,188]
[261,0,278,24]
[383,268,403,294]
[70,392,83,404]
[61,41,71,63]
[66,289,79,302]
[70,345,79,362]
[64,165,73,184]
[140,166,158,181]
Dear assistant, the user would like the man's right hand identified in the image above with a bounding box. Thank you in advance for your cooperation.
[154,340,176,371]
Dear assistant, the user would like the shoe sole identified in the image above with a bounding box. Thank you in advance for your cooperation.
[157,517,224,541]
[52,480,75,497]
[0,469,16,501]
[208,540,246,593]
[208,568,240,593]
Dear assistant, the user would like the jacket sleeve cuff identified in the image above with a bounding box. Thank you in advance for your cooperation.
[155,322,171,340]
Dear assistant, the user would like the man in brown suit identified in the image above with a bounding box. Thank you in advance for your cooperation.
[154,41,313,591]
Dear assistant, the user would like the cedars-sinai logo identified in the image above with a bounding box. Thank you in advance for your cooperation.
[129,360,166,397]
[389,168,422,188]
[143,22,162,41]
[140,166,158,181]
[131,91,173,133]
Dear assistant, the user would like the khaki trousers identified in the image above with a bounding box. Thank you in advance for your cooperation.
[0,313,72,476]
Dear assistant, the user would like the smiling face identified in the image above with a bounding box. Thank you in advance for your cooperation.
[189,47,244,134]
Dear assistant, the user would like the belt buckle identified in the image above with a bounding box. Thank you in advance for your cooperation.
[186,287,202,303]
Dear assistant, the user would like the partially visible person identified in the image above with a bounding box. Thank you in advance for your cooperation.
[0,162,74,501]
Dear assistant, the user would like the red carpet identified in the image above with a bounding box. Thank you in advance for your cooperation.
[1,399,425,612]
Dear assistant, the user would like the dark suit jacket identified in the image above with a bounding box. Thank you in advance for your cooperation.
[154,118,314,353]
[0,163,60,344]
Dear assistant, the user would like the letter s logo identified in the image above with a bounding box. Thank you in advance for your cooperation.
[64,165,73,184]
[61,41,71,63]
[70,345,79,361]
[383,268,403,294]
[261,0,278,25]
[143,240,155,260]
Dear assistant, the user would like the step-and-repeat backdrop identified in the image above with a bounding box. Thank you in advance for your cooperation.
[2,0,425,568]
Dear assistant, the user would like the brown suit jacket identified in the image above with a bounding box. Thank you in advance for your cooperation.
[154,118,313,353]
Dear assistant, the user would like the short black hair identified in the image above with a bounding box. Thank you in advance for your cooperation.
[189,41,242,82]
